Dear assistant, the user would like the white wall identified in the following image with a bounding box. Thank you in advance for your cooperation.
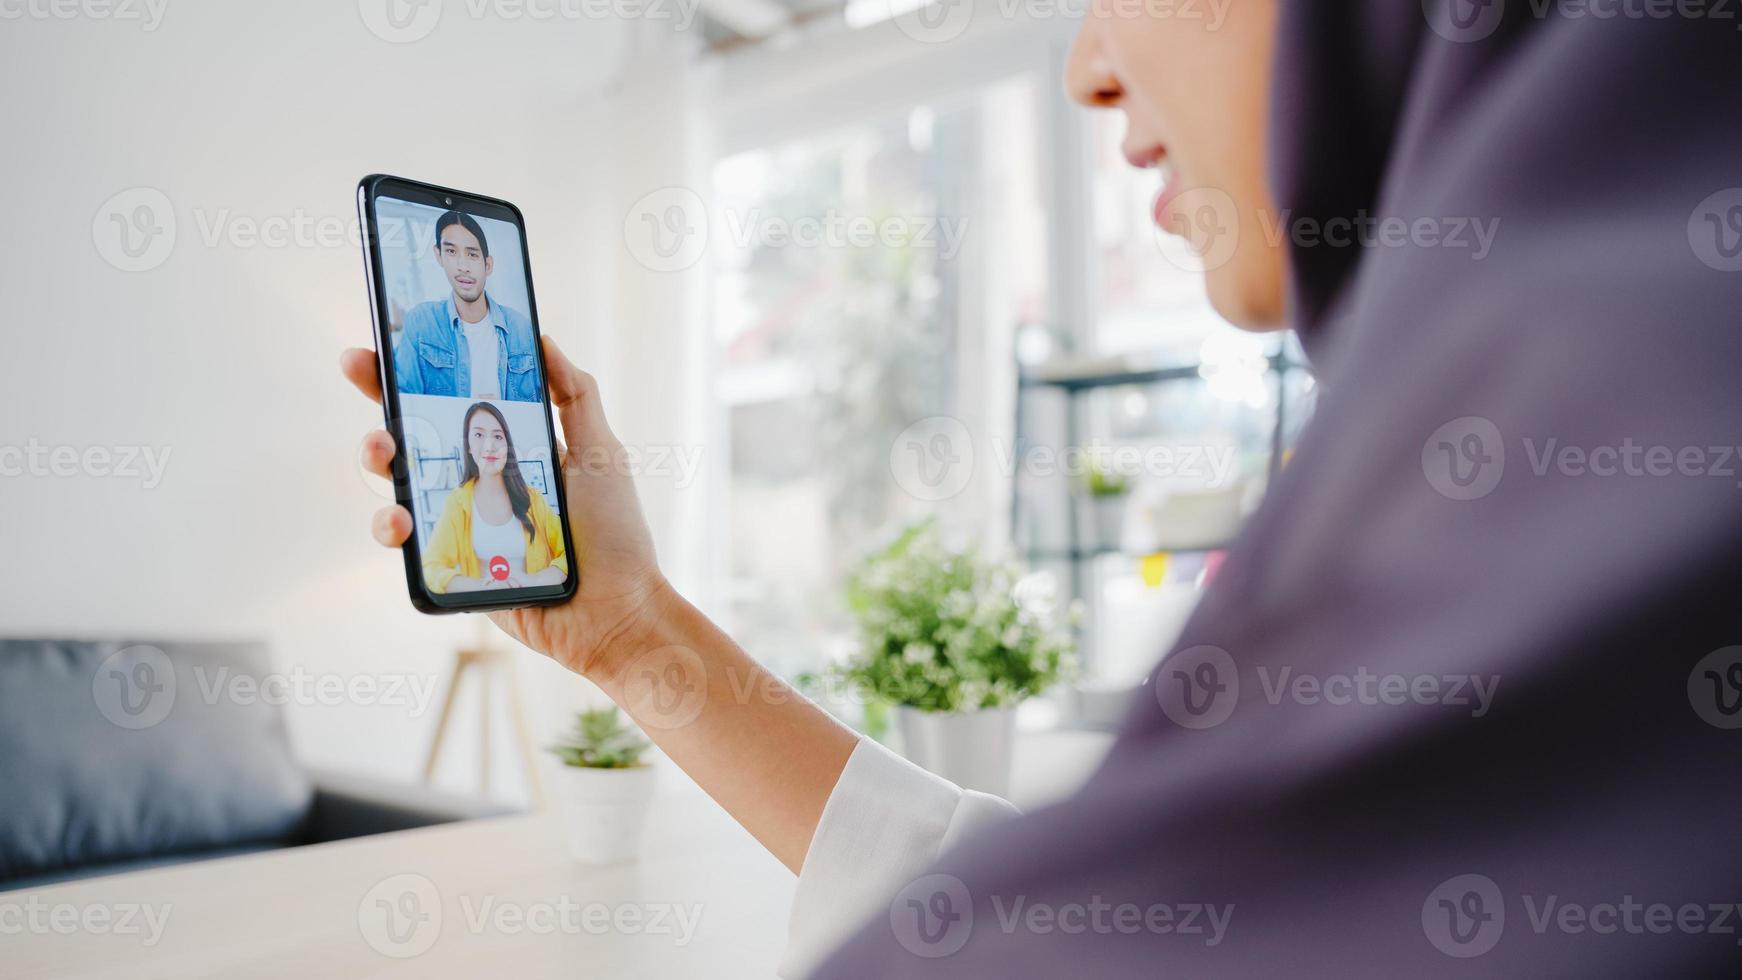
[0,3,710,803]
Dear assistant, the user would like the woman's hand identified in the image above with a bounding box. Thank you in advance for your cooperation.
[345,336,858,874]
[343,337,670,680]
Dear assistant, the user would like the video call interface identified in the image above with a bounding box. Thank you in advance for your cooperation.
[373,196,568,598]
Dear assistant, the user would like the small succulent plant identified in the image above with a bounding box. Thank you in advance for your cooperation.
[547,707,651,769]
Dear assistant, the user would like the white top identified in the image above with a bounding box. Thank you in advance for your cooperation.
[470,500,526,579]
[779,738,1019,978]
[461,317,501,399]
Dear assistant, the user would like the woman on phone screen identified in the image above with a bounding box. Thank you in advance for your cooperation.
[422,401,567,594]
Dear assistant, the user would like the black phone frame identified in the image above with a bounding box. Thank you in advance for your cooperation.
[357,173,579,614]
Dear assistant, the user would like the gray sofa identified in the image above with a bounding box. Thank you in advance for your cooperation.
[0,638,515,890]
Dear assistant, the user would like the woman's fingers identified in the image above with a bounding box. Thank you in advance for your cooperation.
[360,430,396,479]
[371,505,413,547]
[341,348,384,404]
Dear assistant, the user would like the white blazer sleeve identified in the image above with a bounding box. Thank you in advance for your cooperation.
[779,737,1019,979]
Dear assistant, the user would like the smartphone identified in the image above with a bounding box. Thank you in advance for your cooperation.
[357,174,578,614]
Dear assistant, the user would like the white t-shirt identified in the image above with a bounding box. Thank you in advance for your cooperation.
[460,317,501,399]
[470,500,527,580]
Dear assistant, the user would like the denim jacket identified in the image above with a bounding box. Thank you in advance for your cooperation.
[394,293,542,402]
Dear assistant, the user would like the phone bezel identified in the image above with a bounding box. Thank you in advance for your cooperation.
[357,173,579,614]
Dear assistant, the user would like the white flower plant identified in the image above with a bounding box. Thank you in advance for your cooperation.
[825,519,1078,713]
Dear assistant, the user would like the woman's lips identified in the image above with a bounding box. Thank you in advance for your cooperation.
[1153,172,1186,234]
[1124,143,1187,236]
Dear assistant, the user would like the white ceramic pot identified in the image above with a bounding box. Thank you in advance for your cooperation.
[550,764,657,865]
[895,704,1017,797]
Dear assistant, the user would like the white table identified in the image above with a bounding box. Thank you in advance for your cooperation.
[4,731,1112,979]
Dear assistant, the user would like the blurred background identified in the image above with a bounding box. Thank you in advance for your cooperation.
[0,0,1313,809]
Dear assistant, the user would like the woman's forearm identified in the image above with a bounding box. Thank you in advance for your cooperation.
[585,583,859,874]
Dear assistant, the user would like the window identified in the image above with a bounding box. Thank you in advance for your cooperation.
[710,74,1050,677]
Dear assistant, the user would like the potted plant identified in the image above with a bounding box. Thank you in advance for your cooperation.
[826,520,1076,795]
[1082,458,1131,551]
[546,707,656,864]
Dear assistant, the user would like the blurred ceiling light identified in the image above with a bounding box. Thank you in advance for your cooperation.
[844,0,935,29]
[698,0,792,39]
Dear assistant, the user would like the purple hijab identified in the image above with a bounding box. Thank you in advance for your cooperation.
[815,2,1742,976]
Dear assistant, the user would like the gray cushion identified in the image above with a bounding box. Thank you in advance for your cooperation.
[0,639,313,882]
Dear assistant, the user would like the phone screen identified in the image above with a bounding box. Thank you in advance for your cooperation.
[363,182,574,609]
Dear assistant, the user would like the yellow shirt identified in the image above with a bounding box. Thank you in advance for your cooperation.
[422,480,569,594]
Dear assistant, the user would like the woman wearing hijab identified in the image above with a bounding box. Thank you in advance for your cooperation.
[421,401,568,594]
[344,0,1742,974]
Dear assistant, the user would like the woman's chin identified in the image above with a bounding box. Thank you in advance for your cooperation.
[1205,256,1288,331]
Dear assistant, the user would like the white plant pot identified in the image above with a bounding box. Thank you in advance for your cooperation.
[895,704,1018,797]
[550,764,657,865]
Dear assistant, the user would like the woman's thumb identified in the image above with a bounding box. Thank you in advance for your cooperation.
[542,336,609,446]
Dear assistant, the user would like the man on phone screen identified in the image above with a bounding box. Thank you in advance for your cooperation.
[393,210,541,402]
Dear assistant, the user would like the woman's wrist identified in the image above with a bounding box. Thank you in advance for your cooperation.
[577,574,689,691]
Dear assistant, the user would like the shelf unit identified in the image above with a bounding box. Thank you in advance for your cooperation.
[1011,347,1305,725]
